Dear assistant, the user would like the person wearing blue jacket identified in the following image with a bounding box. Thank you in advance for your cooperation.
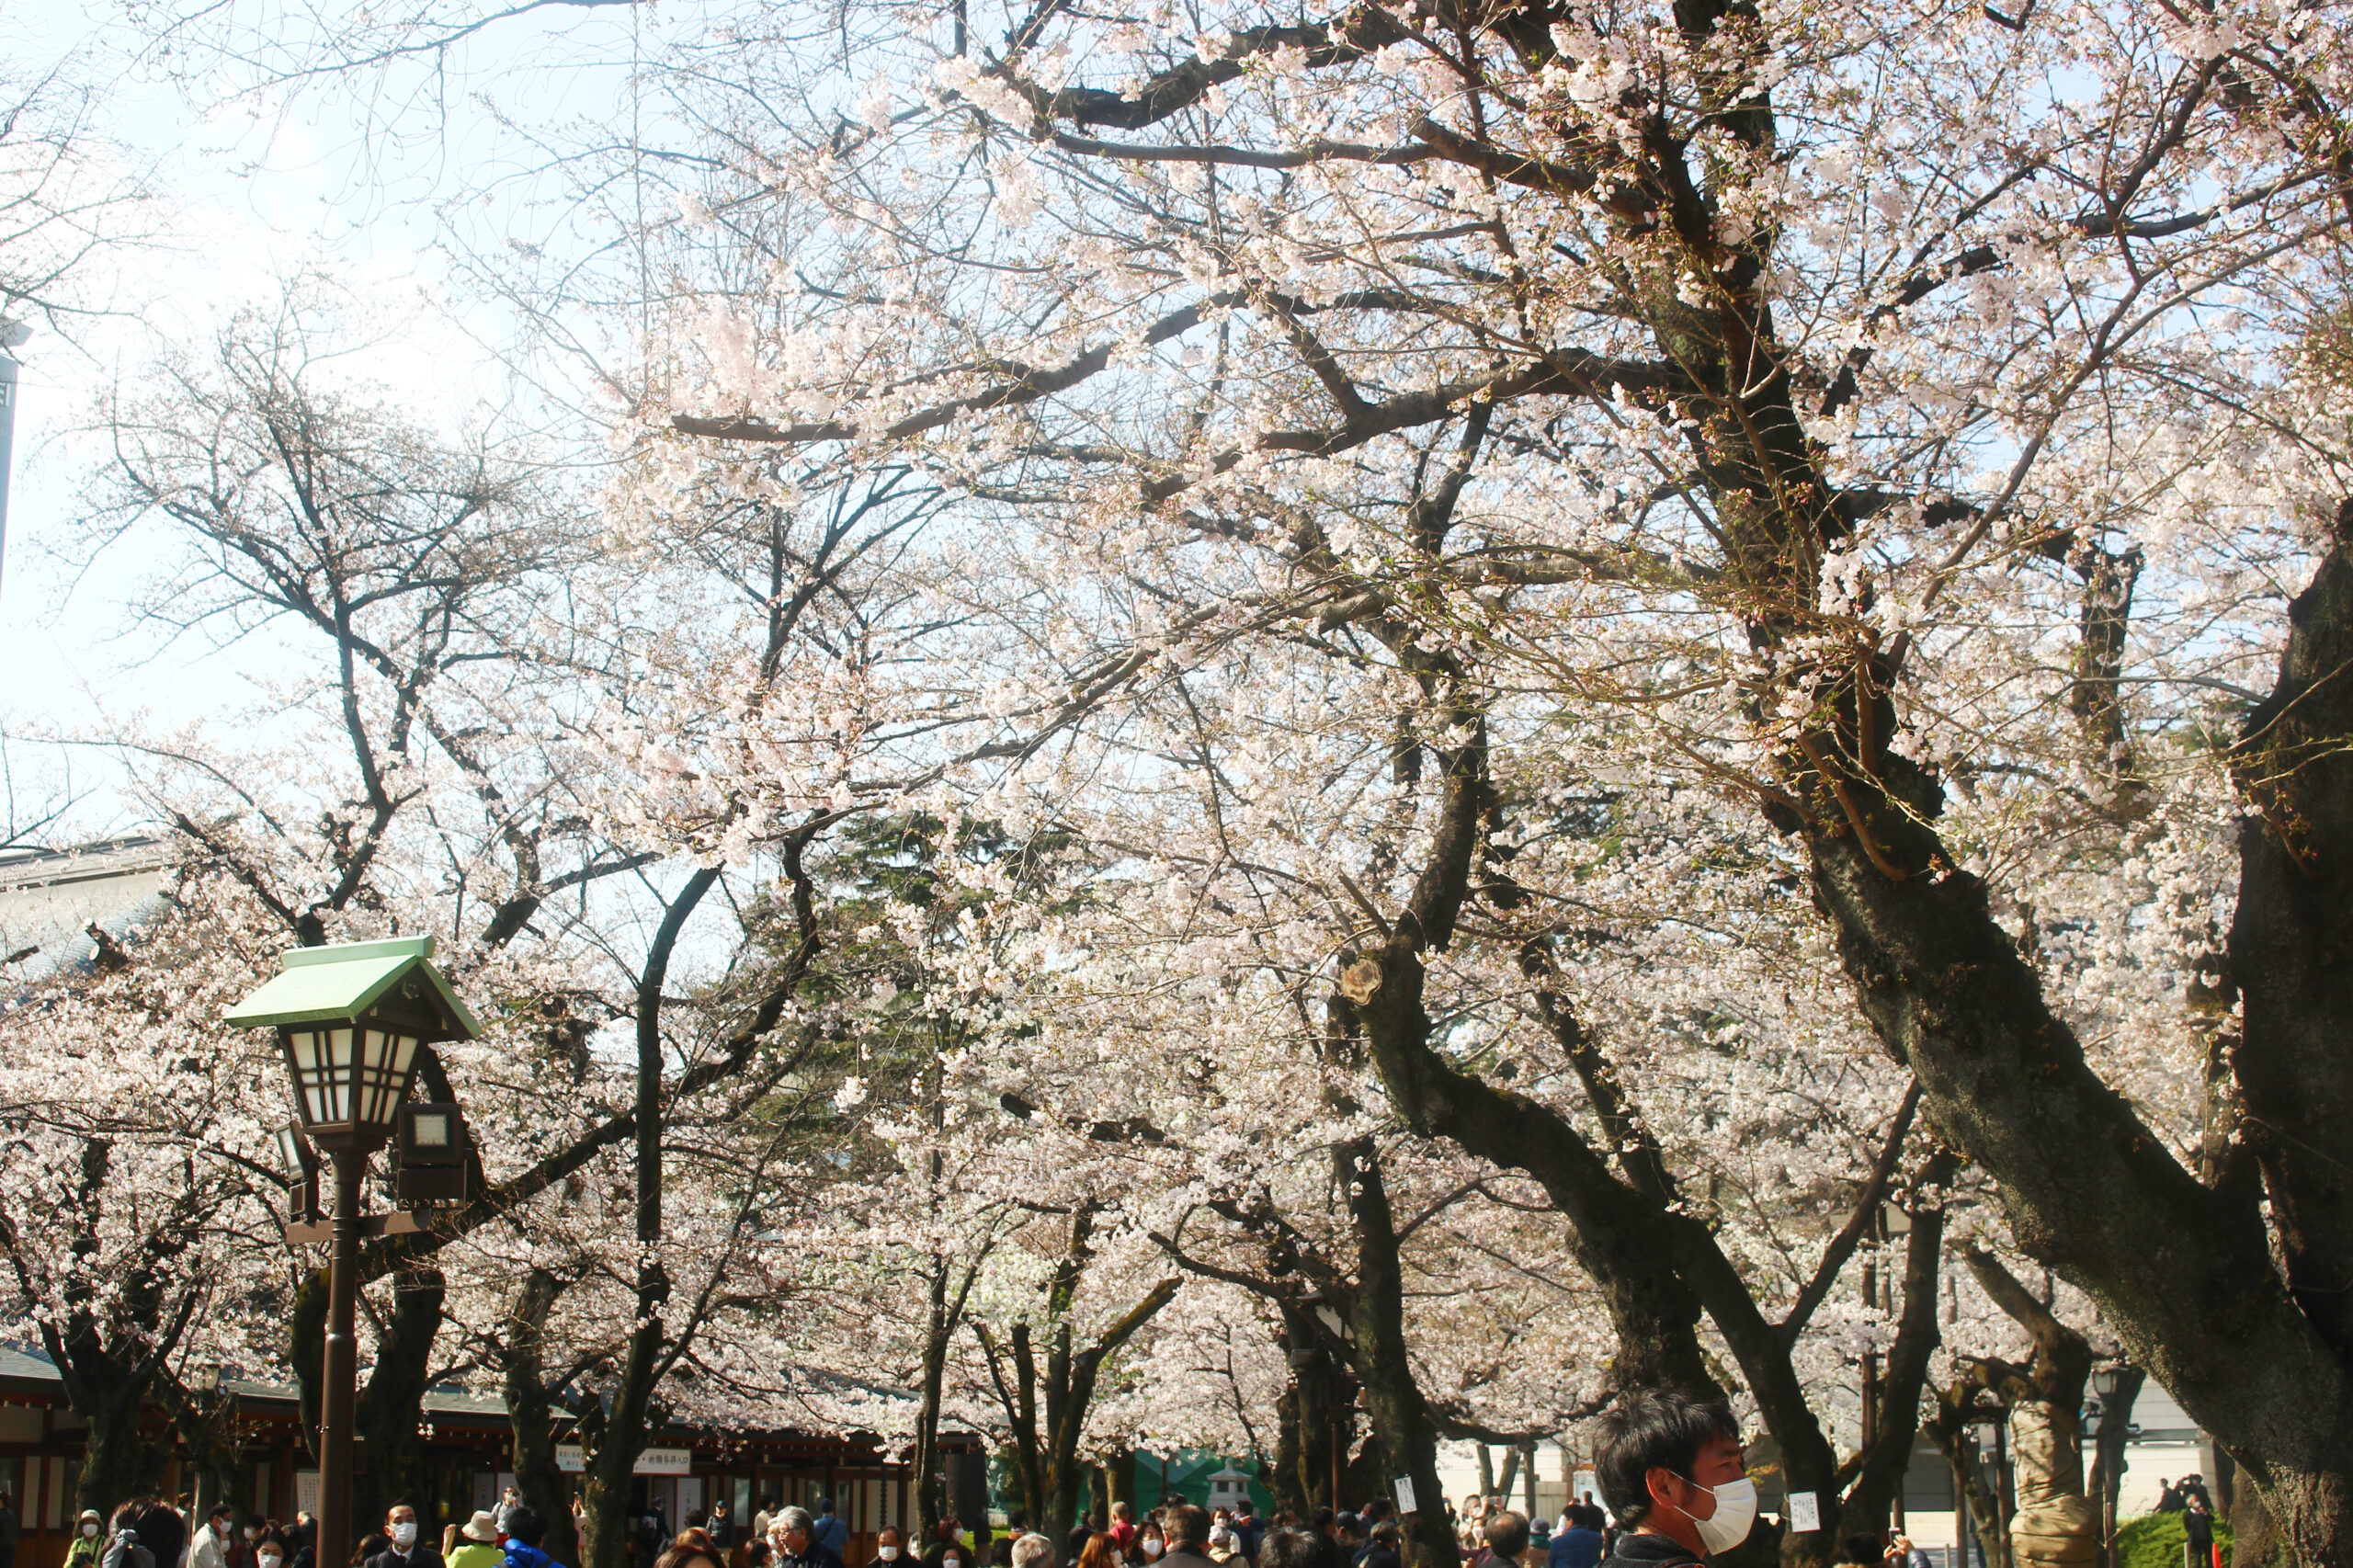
[1548,1507,1604,1568]
[501,1510,559,1568]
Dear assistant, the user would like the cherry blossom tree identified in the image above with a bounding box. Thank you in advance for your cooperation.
[0,876,298,1513]
[52,2,2353,1563]
[626,0,2353,1556]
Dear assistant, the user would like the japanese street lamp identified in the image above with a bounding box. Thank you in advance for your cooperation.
[186,1362,225,1518]
[226,936,481,1568]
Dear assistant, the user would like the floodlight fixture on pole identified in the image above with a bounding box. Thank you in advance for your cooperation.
[393,1101,476,1204]
[225,935,481,1568]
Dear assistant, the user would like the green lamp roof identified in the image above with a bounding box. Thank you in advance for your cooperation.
[223,934,483,1038]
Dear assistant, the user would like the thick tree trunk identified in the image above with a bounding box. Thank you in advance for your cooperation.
[914,1255,956,1545]
[1795,532,2353,1564]
[73,1380,161,1518]
[1339,1136,1458,1568]
[355,1270,446,1531]
[2229,513,2353,1358]
[502,1268,580,1567]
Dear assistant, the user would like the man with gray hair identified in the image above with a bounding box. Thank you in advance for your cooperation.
[773,1509,847,1568]
[1009,1536,1054,1568]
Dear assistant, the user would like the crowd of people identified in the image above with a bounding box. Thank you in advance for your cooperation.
[0,1494,314,1568]
[645,1497,1431,1568]
[624,1390,1921,1568]
[0,1390,2211,1568]
[0,1489,564,1568]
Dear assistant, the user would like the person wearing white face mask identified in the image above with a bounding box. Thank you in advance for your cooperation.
[252,1525,291,1568]
[864,1525,912,1568]
[365,1506,446,1568]
[191,1502,238,1568]
[234,1517,269,1568]
[1590,1390,1756,1568]
[68,1511,108,1568]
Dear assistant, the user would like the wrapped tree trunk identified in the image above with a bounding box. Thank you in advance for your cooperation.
[2006,1403,2097,1568]
[1955,1252,2096,1568]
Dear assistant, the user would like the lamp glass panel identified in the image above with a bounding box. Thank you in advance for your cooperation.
[355,1026,387,1128]
[382,1031,415,1125]
[351,1026,378,1127]
[274,1124,305,1178]
[412,1110,451,1148]
[324,1028,353,1123]
[301,1030,338,1126]
[348,1027,424,1130]
[287,1030,318,1126]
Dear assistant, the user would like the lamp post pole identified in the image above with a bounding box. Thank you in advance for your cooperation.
[320,1147,369,1568]
[229,937,486,1568]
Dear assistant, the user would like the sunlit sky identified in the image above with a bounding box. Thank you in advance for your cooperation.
[0,1,644,839]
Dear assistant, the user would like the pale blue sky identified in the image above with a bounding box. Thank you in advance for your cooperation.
[0,1,645,839]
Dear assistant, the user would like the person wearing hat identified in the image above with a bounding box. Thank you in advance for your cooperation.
[68,1512,108,1568]
[450,1515,504,1568]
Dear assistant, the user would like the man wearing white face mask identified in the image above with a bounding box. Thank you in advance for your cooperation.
[191,1502,237,1568]
[1591,1391,1756,1568]
[864,1526,911,1568]
[366,1505,447,1568]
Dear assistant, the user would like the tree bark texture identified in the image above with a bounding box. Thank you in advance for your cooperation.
[354,1269,446,1532]
[1800,531,2353,1563]
[1338,1136,1457,1568]
[1341,710,1940,1566]
[501,1268,581,1567]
